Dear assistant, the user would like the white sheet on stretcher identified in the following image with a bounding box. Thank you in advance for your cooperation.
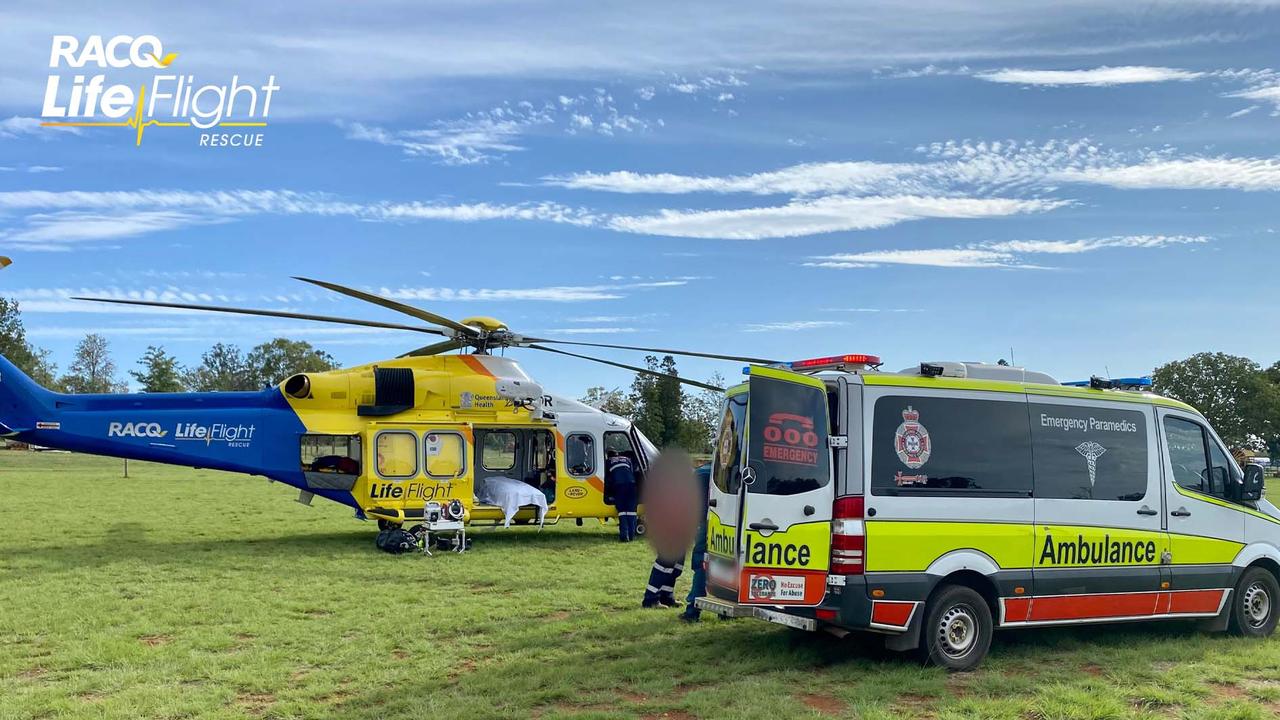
[477,476,548,528]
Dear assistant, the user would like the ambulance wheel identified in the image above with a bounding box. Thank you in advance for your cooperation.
[1230,566,1279,638]
[377,519,401,531]
[919,585,992,671]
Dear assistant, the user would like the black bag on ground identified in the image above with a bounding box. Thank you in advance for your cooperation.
[375,528,418,554]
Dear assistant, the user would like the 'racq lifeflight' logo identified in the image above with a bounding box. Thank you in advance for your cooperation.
[40,35,279,147]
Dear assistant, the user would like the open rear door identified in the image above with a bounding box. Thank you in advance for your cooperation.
[737,366,834,606]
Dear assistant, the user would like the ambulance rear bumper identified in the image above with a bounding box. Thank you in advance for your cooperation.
[694,597,818,631]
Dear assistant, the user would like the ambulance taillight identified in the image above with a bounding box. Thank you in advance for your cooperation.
[830,495,865,575]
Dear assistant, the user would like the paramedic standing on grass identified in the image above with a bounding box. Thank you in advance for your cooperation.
[605,450,639,542]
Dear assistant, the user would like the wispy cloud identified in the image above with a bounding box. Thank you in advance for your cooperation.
[0,116,81,139]
[742,320,847,332]
[0,189,595,250]
[808,234,1207,270]
[544,327,644,335]
[381,278,698,303]
[1050,157,1280,191]
[974,66,1204,86]
[608,196,1066,240]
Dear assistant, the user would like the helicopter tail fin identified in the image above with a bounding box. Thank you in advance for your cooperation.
[0,352,53,436]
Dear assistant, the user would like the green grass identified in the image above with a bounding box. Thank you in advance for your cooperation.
[2,452,1280,720]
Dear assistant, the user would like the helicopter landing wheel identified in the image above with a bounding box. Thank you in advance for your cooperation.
[635,518,646,536]
[378,519,402,532]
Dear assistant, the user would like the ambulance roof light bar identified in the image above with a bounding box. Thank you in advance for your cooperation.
[786,353,882,373]
[1062,376,1153,391]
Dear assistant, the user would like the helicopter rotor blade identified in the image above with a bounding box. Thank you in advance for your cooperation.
[399,339,466,357]
[71,297,447,335]
[520,337,779,365]
[293,277,479,337]
[526,344,724,392]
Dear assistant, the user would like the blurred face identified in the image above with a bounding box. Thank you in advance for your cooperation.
[642,449,701,559]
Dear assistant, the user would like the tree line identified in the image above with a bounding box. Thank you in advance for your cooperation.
[580,355,725,456]
[0,298,337,393]
[6,296,1280,457]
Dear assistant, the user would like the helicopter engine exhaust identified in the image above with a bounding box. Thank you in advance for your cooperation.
[284,374,311,399]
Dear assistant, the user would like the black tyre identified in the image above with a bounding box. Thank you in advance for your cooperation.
[1229,566,1279,637]
[377,519,401,532]
[919,585,993,671]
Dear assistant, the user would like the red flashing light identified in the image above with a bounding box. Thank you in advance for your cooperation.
[789,354,881,370]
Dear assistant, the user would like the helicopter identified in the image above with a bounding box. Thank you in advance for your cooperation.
[0,277,777,537]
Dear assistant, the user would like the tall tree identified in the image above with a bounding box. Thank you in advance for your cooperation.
[1152,352,1279,449]
[186,343,253,391]
[245,338,338,388]
[630,355,686,448]
[0,297,59,388]
[679,372,726,454]
[580,386,635,417]
[130,345,185,393]
[61,333,127,394]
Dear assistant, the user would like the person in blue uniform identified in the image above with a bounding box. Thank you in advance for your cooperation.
[605,450,639,542]
[679,464,712,621]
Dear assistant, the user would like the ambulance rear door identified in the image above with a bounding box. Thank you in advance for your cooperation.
[737,366,834,606]
[706,385,748,601]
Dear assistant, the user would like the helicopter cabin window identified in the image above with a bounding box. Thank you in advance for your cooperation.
[482,431,517,472]
[424,431,466,479]
[375,431,419,479]
[300,434,361,479]
[604,431,643,481]
[566,433,595,476]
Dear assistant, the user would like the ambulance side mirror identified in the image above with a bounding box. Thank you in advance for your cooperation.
[1241,464,1265,502]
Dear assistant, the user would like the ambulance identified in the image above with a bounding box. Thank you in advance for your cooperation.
[696,356,1280,670]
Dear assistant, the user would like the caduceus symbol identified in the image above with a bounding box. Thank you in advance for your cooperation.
[1075,441,1107,486]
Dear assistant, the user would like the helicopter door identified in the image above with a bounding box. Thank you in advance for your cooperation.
[736,366,833,607]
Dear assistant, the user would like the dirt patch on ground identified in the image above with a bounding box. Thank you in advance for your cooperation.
[391,648,410,659]
[641,712,696,720]
[798,692,848,715]
[1080,664,1104,677]
[545,610,573,621]
[235,691,277,716]
[139,634,171,646]
[17,666,47,680]
[893,693,938,718]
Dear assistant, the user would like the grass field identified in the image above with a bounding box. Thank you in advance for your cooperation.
[2,453,1280,720]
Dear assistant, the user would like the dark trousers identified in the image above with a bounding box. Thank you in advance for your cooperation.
[613,481,638,542]
[643,556,684,606]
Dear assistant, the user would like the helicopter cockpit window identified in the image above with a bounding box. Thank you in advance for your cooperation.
[424,431,466,479]
[482,431,517,472]
[566,433,594,477]
[301,434,361,475]
[375,431,419,479]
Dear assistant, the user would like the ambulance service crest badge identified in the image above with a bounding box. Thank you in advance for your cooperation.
[894,406,931,469]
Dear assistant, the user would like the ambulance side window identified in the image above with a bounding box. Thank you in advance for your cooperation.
[375,431,418,479]
[1208,439,1239,497]
[566,434,594,476]
[870,395,1032,496]
[424,431,466,479]
[1164,417,1211,494]
[1030,404,1148,501]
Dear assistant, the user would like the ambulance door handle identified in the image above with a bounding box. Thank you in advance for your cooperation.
[749,521,779,532]
[1171,507,1191,518]
[1136,506,1158,516]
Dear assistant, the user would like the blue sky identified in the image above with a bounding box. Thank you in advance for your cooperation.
[2,1,1279,394]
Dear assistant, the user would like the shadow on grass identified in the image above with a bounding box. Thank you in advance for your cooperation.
[2,522,621,571]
